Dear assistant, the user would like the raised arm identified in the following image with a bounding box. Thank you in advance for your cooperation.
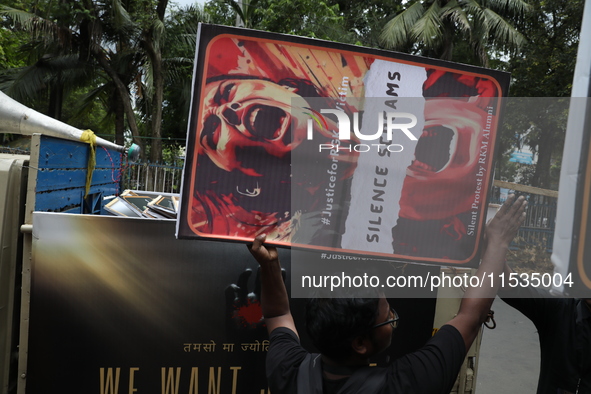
[448,194,527,351]
[247,234,298,336]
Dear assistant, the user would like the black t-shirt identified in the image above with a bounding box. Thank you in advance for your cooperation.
[500,286,591,393]
[266,324,466,394]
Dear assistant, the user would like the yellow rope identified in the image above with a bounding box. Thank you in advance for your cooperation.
[80,130,97,198]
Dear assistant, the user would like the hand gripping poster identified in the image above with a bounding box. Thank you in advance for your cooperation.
[176,24,509,267]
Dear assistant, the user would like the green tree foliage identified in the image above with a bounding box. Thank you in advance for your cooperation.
[160,5,209,148]
[496,0,583,189]
[203,0,234,25]
[219,0,261,28]
[507,0,582,98]
[0,26,27,70]
[213,0,347,41]
[0,0,209,164]
[0,3,30,144]
[257,0,344,40]
[328,0,403,47]
[0,1,144,150]
[205,0,407,47]
[379,0,531,66]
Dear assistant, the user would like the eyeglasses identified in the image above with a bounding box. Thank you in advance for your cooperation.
[372,307,399,330]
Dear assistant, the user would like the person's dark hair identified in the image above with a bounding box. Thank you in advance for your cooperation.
[305,295,380,359]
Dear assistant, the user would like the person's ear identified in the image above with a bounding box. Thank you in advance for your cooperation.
[351,335,371,356]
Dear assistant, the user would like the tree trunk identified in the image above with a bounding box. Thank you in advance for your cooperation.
[532,128,554,189]
[114,91,125,146]
[92,48,145,158]
[146,0,169,167]
[48,72,64,120]
[145,39,164,165]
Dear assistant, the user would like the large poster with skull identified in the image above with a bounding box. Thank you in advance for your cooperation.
[176,24,510,267]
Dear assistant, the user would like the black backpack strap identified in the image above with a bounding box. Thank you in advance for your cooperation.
[337,366,387,394]
[297,353,324,394]
[297,354,387,394]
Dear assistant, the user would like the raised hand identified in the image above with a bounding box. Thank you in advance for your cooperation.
[247,234,279,267]
[485,194,527,249]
